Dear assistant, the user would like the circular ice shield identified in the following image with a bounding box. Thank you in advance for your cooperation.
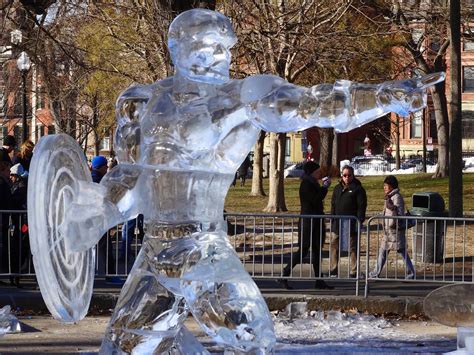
[424,284,474,327]
[28,134,95,322]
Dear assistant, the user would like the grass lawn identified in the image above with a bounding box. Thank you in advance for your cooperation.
[225,173,474,215]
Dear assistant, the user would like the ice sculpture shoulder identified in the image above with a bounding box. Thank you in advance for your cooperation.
[27,8,444,354]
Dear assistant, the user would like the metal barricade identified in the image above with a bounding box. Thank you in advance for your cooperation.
[0,210,34,278]
[364,215,474,297]
[225,213,362,295]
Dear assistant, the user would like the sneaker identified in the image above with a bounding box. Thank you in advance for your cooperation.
[369,271,379,278]
[324,270,338,278]
[276,278,292,290]
[349,272,357,278]
[315,280,334,290]
[405,273,415,280]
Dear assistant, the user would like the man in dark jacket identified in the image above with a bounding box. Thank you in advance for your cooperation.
[330,165,367,278]
[279,161,333,290]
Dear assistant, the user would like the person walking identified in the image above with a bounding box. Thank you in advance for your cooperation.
[279,161,333,290]
[369,175,415,279]
[329,165,367,278]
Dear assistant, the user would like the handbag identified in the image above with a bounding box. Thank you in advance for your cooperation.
[405,211,416,229]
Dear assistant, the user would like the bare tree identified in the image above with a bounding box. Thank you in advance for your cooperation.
[449,0,463,216]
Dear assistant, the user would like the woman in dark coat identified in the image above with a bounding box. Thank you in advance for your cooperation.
[279,161,332,289]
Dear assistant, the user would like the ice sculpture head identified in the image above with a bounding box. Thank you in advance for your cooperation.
[168,9,237,84]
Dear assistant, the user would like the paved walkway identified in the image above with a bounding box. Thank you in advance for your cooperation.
[0,277,449,317]
[0,277,459,354]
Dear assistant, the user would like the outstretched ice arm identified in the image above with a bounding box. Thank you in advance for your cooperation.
[242,73,444,133]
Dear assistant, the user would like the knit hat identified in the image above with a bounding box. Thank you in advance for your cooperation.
[383,175,398,189]
[10,163,24,176]
[303,161,320,175]
[3,135,16,147]
[91,156,108,169]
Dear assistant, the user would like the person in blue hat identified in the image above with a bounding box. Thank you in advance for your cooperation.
[91,156,108,183]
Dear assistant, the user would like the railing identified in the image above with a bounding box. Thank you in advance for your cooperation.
[2,211,474,298]
[364,215,474,297]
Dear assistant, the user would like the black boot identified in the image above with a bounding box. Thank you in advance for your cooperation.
[315,280,334,290]
[276,278,292,290]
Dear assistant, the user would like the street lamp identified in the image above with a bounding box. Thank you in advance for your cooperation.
[17,51,31,142]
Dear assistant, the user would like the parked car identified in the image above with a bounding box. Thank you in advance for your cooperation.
[284,162,305,178]
[349,155,393,174]
[400,158,435,170]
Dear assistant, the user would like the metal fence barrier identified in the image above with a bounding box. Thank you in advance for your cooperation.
[364,214,474,297]
[2,211,473,298]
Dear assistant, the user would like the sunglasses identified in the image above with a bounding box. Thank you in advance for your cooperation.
[342,174,352,177]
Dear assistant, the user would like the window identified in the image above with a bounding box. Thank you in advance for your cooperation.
[100,136,111,151]
[47,125,55,135]
[285,137,291,157]
[36,85,46,110]
[410,111,423,139]
[462,110,474,139]
[0,126,8,142]
[463,66,474,92]
[429,111,438,139]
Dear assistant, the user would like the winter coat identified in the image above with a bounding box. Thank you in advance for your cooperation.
[382,188,406,251]
[330,178,367,234]
[299,174,328,243]
[91,169,105,183]
[11,179,27,210]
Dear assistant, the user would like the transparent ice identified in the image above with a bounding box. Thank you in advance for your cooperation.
[424,284,474,354]
[27,8,444,354]
[0,306,21,336]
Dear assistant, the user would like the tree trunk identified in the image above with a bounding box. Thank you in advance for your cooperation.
[276,132,288,211]
[250,130,266,196]
[432,83,450,177]
[332,132,339,172]
[448,0,463,216]
[264,132,287,212]
[319,128,333,169]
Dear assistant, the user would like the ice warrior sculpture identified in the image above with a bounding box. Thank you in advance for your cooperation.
[27,8,444,354]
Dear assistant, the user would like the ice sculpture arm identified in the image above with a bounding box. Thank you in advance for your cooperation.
[115,83,153,163]
[242,72,444,133]
[63,164,144,252]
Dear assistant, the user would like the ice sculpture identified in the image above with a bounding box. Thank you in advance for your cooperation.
[27,8,444,354]
[424,284,474,353]
[0,306,21,336]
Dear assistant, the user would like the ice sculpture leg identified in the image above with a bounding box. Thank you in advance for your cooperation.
[100,236,192,354]
[181,232,276,353]
[101,228,275,354]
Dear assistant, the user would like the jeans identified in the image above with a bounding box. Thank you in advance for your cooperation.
[371,248,415,279]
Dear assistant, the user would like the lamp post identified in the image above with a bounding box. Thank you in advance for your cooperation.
[17,51,31,142]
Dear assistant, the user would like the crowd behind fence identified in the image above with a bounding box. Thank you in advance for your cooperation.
[1,211,473,297]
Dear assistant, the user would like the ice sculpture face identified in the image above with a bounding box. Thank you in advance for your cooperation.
[27,7,445,355]
[168,9,237,84]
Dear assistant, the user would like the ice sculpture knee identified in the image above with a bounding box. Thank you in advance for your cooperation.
[28,7,444,354]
